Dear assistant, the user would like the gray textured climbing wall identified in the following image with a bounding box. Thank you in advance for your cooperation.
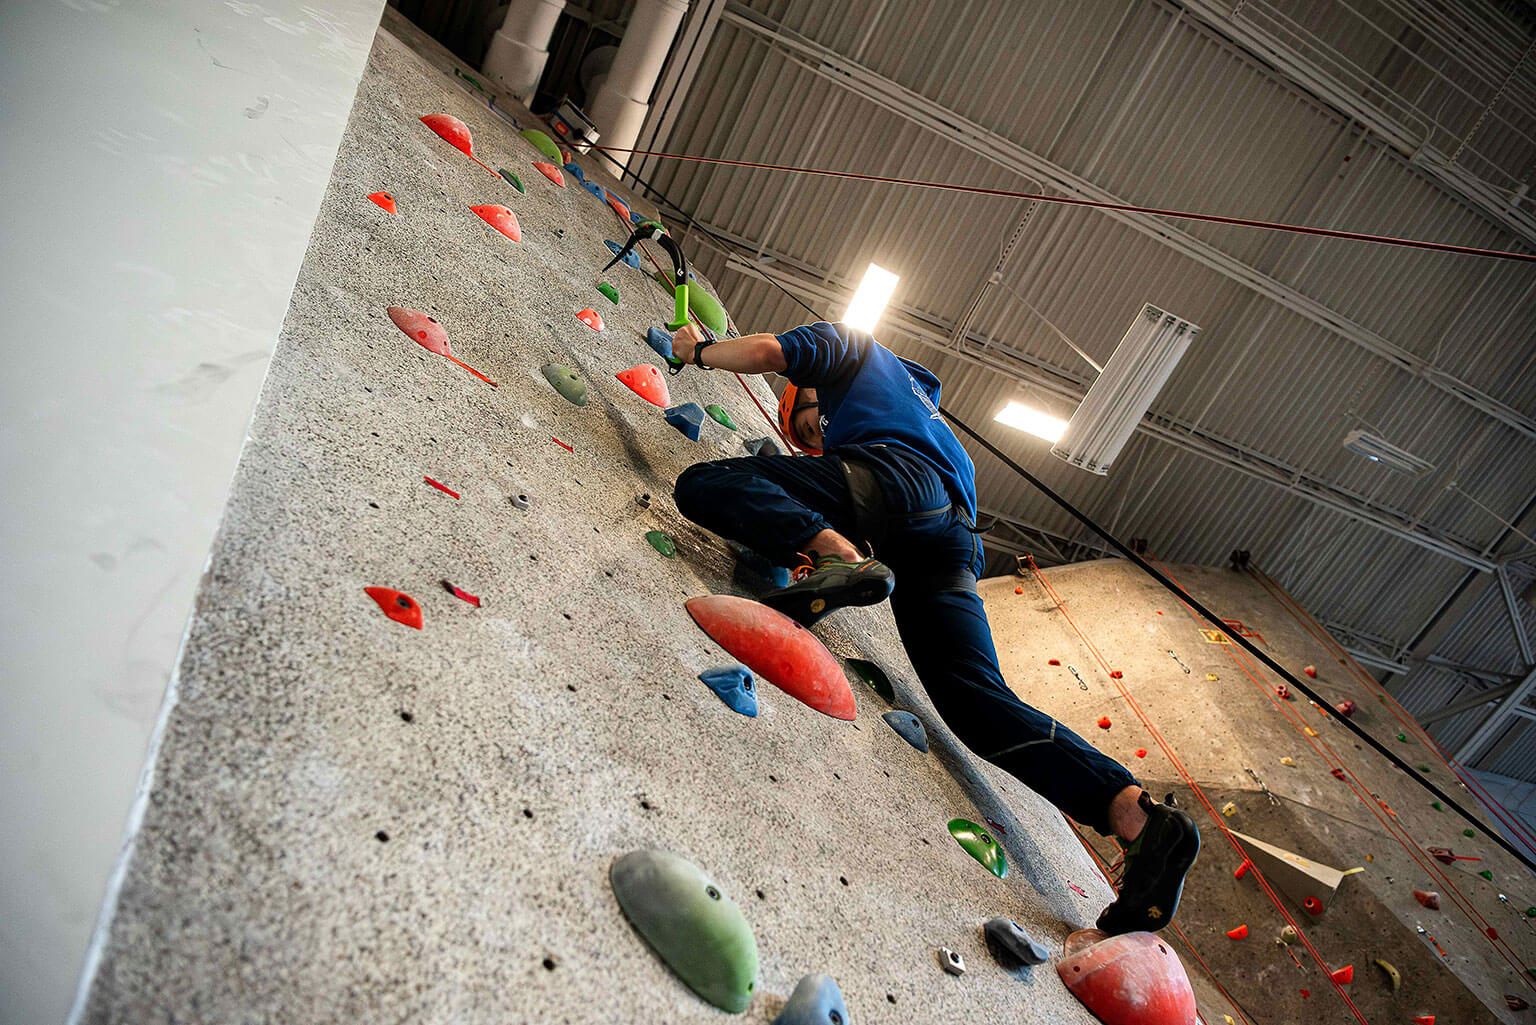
[74,21,1155,1024]
[982,563,1536,1023]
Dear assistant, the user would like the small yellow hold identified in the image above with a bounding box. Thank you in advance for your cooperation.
[1373,958,1401,992]
[1221,801,1237,817]
[1206,673,1219,681]
[1280,757,1296,767]
[1365,853,1373,862]
[1278,925,1299,945]
[1304,727,1319,737]
[1225,1017,1236,1025]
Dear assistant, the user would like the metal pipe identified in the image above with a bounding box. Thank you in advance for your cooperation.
[481,0,565,105]
[589,0,689,159]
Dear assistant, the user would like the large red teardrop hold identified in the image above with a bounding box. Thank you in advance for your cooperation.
[685,594,856,720]
[368,191,397,214]
[420,113,473,155]
[365,587,423,629]
[1058,930,1197,1025]
[616,365,670,407]
[469,204,521,242]
[387,306,450,356]
[533,162,565,187]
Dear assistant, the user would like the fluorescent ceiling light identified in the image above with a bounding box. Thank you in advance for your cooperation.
[842,263,899,332]
[995,401,1069,442]
[1342,429,1433,476]
[1052,304,1198,475]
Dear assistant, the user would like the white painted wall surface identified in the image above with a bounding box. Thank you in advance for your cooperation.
[0,2,385,1021]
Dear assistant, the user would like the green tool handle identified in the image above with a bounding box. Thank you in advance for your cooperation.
[666,281,689,332]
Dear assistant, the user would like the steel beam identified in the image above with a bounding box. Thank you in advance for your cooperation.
[1452,666,1536,764]
[1418,682,1519,725]
[713,235,1496,570]
[1498,566,1535,666]
[716,4,1536,440]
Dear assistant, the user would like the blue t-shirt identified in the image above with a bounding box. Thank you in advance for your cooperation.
[775,321,977,521]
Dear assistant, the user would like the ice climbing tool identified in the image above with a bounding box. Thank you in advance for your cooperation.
[603,219,695,344]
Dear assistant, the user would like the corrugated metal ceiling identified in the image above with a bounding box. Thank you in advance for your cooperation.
[619,0,1536,776]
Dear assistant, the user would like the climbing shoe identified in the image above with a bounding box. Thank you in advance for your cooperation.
[1097,791,1200,934]
[760,553,894,626]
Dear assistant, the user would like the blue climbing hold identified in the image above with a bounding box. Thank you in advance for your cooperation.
[605,239,640,270]
[882,710,929,752]
[564,162,585,181]
[647,326,675,362]
[630,208,646,224]
[582,179,605,200]
[743,437,781,457]
[984,917,1050,969]
[728,542,791,589]
[699,666,757,717]
[771,974,850,1025]
[664,403,707,442]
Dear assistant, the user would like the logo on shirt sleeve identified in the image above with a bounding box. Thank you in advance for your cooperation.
[910,373,941,419]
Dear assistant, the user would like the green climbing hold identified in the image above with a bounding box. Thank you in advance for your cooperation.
[1396,733,1408,742]
[1418,765,1432,772]
[646,530,676,558]
[1478,869,1493,880]
[521,128,562,161]
[846,658,895,702]
[1463,828,1476,838]
[498,168,524,193]
[948,818,1007,879]
[652,269,730,335]
[597,281,619,305]
[1431,801,1442,811]
[610,849,758,1013]
[706,404,736,430]
[540,364,588,406]
[1526,906,1535,918]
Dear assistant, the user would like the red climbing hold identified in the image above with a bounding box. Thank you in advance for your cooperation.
[1225,924,1248,940]
[1015,586,1023,594]
[616,364,671,407]
[387,306,450,356]
[443,581,481,607]
[1304,897,1323,915]
[470,204,521,242]
[420,113,473,155]
[533,161,565,187]
[1058,930,1197,1025]
[1048,659,1061,666]
[1486,926,1499,940]
[1234,860,1251,880]
[1303,665,1318,677]
[1276,684,1291,699]
[1413,890,1440,910]
[1334,699,1356,717]
[368,191,397,214]
[1331,767,1346,780]
[423,476,460,499]
[1329,965,1353,985]
[1412,1017,1435,1025]
[576,308,605,332]
[365,587,423,630]
[1109,670,1123,679]
[606,194,631,220]
[1300,990,1310,999]
[684,594,856,721]
[1097,716,1111,729]
[1135,748,1148,758]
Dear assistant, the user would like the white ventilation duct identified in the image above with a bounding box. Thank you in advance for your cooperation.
[482,0,565,105]
[588,0,689,160]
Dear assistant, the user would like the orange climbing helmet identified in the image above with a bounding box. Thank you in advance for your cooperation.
[778,382,822,455]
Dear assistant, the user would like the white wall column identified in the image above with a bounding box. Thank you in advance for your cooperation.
[589,0,690,157]
[482,0,566,104]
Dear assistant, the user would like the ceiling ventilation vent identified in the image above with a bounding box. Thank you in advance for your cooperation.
[1051,304,1198,476]
[1341,429,1433,476]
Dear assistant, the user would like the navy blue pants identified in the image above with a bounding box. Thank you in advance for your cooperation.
[675,446,1138,835]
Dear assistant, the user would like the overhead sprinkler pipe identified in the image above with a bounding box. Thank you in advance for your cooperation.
[482,0,565,105]
[589,0,690,162]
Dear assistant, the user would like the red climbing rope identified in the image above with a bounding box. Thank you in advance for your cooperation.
[1024,557,1374,1023]
[587,145,1535,264]
[1249,561,1536,856]
[1144,553,1535,986]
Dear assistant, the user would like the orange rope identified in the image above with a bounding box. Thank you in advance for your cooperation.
[1024,556,1373,1023]
[1144,554,1534,986]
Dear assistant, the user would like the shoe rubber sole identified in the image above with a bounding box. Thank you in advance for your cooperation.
[1097,810,1201,933]
[760,576,893,626]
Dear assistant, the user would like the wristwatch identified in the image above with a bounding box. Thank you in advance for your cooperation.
[693,338,715,369]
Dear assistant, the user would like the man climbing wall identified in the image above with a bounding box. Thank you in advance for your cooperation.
[670,319,1201,934]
